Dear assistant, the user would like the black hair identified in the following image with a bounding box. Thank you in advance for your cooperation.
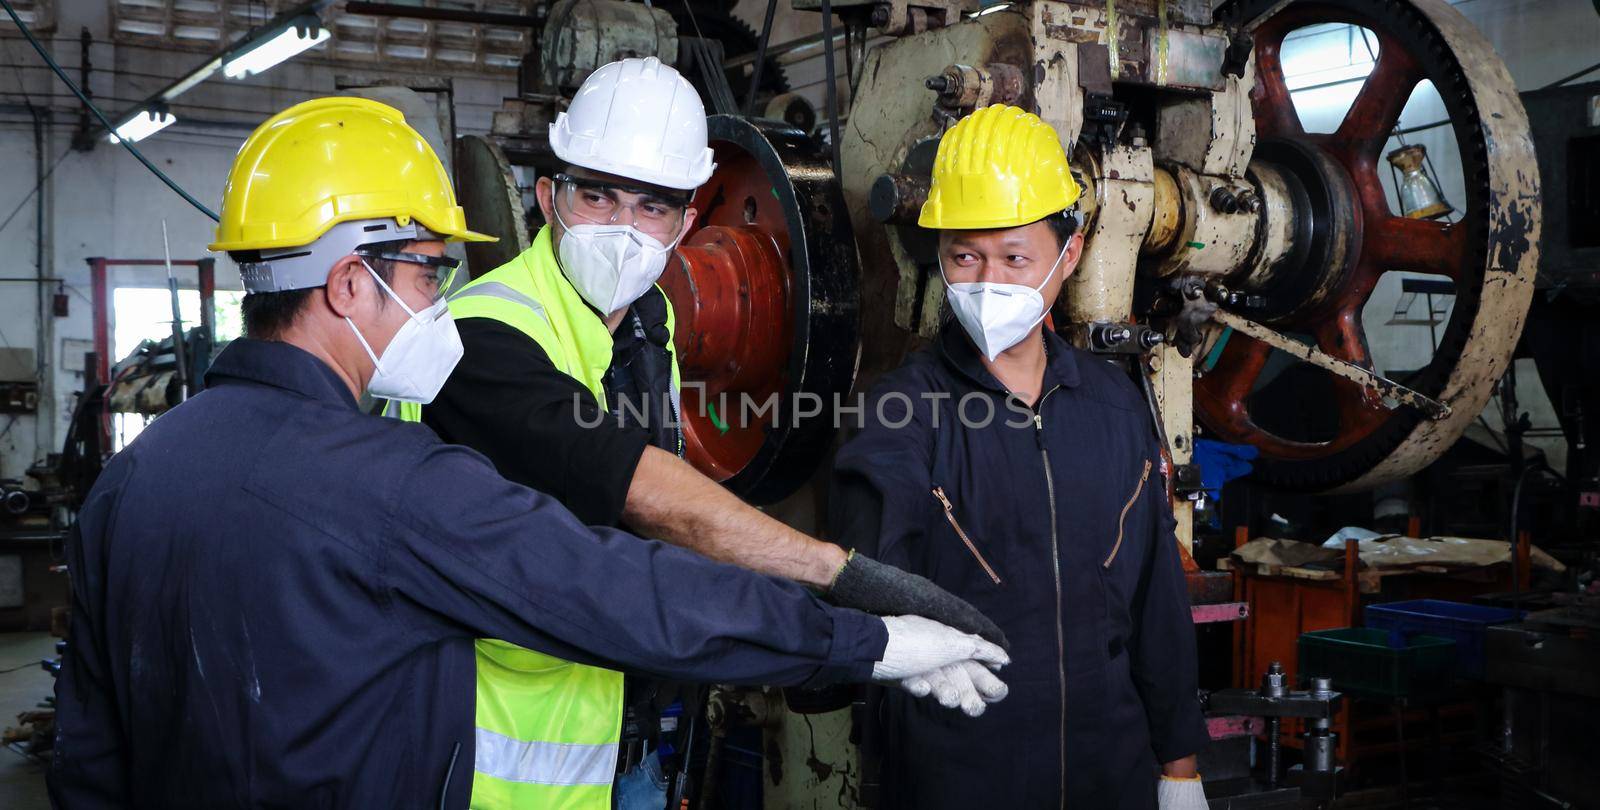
[1044,209,1081,250]
[236,238,408,339]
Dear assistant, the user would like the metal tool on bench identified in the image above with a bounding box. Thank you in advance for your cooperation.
[1205,662,1344,804]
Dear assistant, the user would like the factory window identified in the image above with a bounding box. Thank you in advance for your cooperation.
[1281,22,1464,223]
[109,285,244,451]
[108,0,531,74]
[0,0,56,32]
[1281,23,1380,134]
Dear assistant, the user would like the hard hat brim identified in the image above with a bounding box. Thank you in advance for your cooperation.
[918,203,1074,232]
[210,217,499,253]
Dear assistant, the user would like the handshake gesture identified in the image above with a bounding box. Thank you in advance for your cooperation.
[871,615,1010,716]
[827,551,1011,716]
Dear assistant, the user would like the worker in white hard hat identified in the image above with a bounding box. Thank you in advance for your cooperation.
[387,58,1008,808]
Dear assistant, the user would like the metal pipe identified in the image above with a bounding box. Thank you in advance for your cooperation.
[819,0,842,180]
[744,0,781,116]
[161,221,190,401]
[72,26,91,151]
[32,100,47,457]
[1394,118,1450,137]
[725,30,846,68]
[344,1,542,28]
[1537,59,1600,91]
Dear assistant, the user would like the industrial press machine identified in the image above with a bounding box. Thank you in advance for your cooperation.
[451,0,1542,804]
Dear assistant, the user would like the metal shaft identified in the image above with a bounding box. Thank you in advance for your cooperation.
[1266,715,1282,789]
[162,221,189,401]
[1211,309,1451,419]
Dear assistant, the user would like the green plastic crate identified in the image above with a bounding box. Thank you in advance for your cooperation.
[1297,627,1457,699]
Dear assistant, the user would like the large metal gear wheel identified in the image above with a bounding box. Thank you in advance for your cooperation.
[660,115,861,504]
[1199,0,1540,491]
[454,135,531,276]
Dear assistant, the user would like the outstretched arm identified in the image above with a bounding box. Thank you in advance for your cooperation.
[624,446,845,587]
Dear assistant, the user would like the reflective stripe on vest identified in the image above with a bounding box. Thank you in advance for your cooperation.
[473,728,616,786]
[455,280,548,319]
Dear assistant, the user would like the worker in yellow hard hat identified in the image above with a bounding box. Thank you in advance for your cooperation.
[830,104,1209,810]
[49,97,1013,809]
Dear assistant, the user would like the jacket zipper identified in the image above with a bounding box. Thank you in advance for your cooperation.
[669,388,684,457]
[1032,384,1065,809]
[1103,459,1153,569]
[931,486,1002,585]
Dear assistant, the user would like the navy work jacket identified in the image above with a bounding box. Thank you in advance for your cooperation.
[831,323,1208,810]
[50,339,887,810]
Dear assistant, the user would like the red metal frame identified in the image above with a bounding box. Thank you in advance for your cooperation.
[86,257,216,451]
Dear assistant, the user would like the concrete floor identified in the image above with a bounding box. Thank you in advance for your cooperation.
[0,632,55,810]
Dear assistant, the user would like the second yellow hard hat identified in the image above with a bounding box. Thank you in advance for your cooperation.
[918,104,1082,231]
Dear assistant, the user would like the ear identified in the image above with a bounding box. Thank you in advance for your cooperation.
[679,206,698,240]
[535,176,556,226]
[1059,231,1085,281]
[322,255,373,319]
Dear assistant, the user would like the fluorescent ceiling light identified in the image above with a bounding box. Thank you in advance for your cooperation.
[224,19,330,79]
[162,57,223,101]
[107,110,176,144]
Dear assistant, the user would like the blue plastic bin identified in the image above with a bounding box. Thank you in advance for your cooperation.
[1364,599,1523,679]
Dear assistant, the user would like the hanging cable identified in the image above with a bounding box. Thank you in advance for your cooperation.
[0,0,220,221]
[0,144,69,237]
[818,0,843,180]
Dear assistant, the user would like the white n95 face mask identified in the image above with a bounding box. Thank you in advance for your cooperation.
[554,206,681,315]
[941,238,1071,361]
[345,259,464,404]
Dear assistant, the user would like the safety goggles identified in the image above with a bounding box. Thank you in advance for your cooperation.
[355,249,461,302]
[553,172,690,242]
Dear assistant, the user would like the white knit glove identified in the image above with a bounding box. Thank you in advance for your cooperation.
[900,660,1010,717]
[873,616,1010,715]
[1157,775,1207,810]
[872,615,1009,679]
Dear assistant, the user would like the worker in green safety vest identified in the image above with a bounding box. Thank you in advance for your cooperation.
[390,57,1010,809]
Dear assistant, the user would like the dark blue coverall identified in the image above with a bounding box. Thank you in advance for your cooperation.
[50,339,888,809]
[831,323,1208,809]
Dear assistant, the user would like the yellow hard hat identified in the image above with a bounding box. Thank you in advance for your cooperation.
[918,104,1082,230]
[209,97,494,253]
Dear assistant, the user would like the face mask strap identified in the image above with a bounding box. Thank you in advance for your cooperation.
[1006,237,1074,338]
[359,258,424,321]
[1034,236,1073,294]
[937,230,1073,294]
[345,315,384,371]
[345,256,431,377]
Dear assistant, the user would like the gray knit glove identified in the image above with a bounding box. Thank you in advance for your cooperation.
[829,551,1010,651]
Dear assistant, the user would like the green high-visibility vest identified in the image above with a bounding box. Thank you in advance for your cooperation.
[391,225,680,810]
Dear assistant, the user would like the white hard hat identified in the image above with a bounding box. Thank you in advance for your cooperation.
[550,56,716,191]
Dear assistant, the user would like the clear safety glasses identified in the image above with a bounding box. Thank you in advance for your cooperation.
[553,172,689,243]
[356,249,462,303]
